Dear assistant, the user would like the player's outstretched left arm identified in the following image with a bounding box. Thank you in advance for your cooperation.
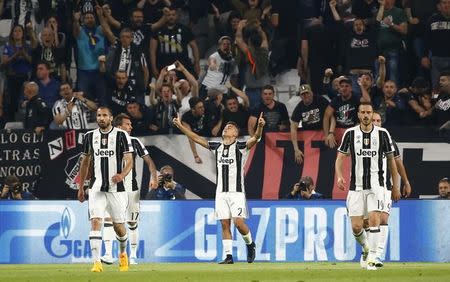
[173,115,209,149]
[395,157,412,198]
[143,155,158,189]
[247,112,265,150]
[112,153,133,183]
[387,153,401,201]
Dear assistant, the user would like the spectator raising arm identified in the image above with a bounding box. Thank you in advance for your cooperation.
[148,83,158,107]
[323,106,338,148]
[176,60,198,97]
[150,38,159,77]
[377,56,386,89]
[95,5,116,45]
[73,12,81,38]
[102,4,121,30]
[226,81,249,109]
[188,40,201,77]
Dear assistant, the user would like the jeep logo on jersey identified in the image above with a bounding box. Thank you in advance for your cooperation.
[218,157,234,164]
[94,149,115,157]
[356,149,377,157]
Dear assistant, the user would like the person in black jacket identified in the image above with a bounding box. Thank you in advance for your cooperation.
[23,81,51,134]
[105,28,149,104]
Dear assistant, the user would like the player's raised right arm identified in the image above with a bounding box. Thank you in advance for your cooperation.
[173,115,209,149]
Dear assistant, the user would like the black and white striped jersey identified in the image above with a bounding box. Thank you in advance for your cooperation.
[338,125,394,190]
[52,98,90,129]
[127,136,149,192]
[208,140,248,193]
[82,127,134,192]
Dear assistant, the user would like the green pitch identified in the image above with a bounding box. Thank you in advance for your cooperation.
[1,262,448,282]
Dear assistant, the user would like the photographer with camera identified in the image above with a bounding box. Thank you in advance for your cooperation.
[0,176,36,200]
[146,165,186,200]
[284,176,323,200]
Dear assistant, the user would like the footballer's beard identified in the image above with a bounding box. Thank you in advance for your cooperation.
[362,118,371,126]
[98,121,109,129]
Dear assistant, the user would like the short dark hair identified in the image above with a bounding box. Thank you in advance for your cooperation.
[5,175,20,186]
[120,27,133,36]
[97,106,113,116]
[188,97,203,109]
[130,7,144,17]
[358,101,373,111]
[262,85,275,93]
[60,81,72,89]
[440,70,450,77]
[112,113,131,127]
[161,83,174,93]
[439,177,450,185]
[411,76,430,90]
[37,61,50,70]
[225,121,240,135]
[228,10,241,22]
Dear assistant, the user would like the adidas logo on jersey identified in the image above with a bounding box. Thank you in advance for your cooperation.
[218,157,234,164]
[356,149,377,157]
[94,149,115,157]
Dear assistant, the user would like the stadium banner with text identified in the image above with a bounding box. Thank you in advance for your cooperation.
[1,200,449,264]
[0,130,43,193]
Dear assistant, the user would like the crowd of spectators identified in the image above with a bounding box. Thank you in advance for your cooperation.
[0,0,449,198]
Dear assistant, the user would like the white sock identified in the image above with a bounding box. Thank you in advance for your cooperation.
[222,239,232,256]
[116,234,128,254]
[242,231,253,245]
[89,231,102,262]
[364,228,370,242]
[377,224,389,261]
[102,221,114,258]
[353,229,368,250]
[129,223,139,258]
[368,227,380,263]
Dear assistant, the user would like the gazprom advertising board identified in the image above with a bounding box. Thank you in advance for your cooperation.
[1,200,449,263]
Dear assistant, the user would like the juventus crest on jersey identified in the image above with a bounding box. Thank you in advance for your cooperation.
[208,141,249,193]
[82,127,134,192]
[338,125,394,191]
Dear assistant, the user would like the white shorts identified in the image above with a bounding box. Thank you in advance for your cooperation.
[346,188,384,217]
[89,191,128,223]
[381,190,392,215]
[215,192,248,220]
[127,190,140,222]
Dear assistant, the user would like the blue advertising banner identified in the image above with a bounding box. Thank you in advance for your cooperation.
[1,200,449,264]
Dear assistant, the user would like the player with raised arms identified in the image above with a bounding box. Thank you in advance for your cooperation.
[173,112,265,264]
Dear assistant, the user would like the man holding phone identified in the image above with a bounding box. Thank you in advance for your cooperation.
[52,82,98,129]
[284,176,324,200]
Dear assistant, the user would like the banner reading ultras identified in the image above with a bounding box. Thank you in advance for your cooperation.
[1,200,449,264]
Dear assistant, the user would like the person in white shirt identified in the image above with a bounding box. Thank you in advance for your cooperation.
[52,82,97,129]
